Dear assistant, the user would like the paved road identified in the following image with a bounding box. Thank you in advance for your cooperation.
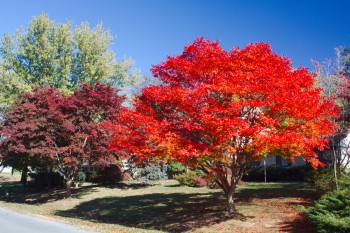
[0,207,97,233]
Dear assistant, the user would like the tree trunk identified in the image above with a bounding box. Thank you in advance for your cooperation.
[333,157,339,190]
[332,142,339,190]
[200,162,244,215]
[65,179,72,197]
[20,166,28,186]
[43,170,52,189]
[226,188,236,214]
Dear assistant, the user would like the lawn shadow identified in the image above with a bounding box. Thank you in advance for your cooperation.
[278,211,316,233]
[101,182,155,190]
[55,182,317,232]
[0,181,99,204]
[235,182,318,202]
[56,192,243,232]
[277,199,316,233]
[234,183,317,233]
[163,183,181,188]
[0,180,176,205]
[1,179,318,232]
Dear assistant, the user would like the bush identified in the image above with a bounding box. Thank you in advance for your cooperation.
[85,171,100,183]
[305,167,335,193]
[134,161,168,185]
[173,171,206,187]
[203,173,220,189]
[338,172,350,187]
[99,165,124,183]
[83,165,125,184]
[28,171,64,188]
[192,176,207,187]
[194,169,204,176]
[174,171,197,186]
[305,167,350,193]
[242,165,312,182]
[77,171,87,182]
[142,162,168,181]
[167,161,186,178]
[305,187,350,233]
[121,172,132,181]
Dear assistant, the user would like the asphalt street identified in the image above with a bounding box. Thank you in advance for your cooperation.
[0,207,97,233]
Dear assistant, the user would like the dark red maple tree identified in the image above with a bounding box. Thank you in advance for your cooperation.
[0,83,124,195]
[107,38,339,213]
[0,87,67,185]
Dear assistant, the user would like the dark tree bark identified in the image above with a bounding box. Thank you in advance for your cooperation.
[20,166,28,186]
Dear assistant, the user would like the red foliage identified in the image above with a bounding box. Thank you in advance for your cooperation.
[108,38,338,169]
[0,83,124,185]
[193,176,207,187]
[0,87,67,169]
[60,83,125,168]
[104,108,172,162]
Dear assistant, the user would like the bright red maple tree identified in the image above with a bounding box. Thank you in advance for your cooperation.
[107,38,338,213]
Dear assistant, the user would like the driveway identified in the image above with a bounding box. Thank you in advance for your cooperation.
[0,207,97,233]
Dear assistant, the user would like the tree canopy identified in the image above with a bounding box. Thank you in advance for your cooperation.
[0,83,124,195]
[107,38,339,213]
[0,13,142,111]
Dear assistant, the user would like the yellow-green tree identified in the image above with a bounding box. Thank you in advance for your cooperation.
[0,13,142,111]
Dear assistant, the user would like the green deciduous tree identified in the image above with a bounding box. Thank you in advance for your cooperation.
[0,64,31,113]
[0,13,143,110]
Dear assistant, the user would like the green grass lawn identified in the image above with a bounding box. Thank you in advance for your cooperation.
[0,175,317,233]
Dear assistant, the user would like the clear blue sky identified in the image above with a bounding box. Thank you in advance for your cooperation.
[1,0,350,76]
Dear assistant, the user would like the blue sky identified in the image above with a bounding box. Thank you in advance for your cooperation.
[1,0,350,76]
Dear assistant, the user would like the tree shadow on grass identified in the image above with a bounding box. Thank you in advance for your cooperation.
[0,180,177,205]
[1,180,318,232]
[56,192,246,232]
[278,211,316,233]
[54,183,318,232]
[277,200,316,233]
[0,179,177,205]
[235,183,317,233]
[163,183,181,188]
[0,181,99,204]
[235,182,318,202]
[101,182,155,190]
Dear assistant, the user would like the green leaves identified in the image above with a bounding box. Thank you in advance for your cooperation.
[71,22,115,87]
[305,188,350,233]
[0,64,31,112]
[0,13,144,110]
